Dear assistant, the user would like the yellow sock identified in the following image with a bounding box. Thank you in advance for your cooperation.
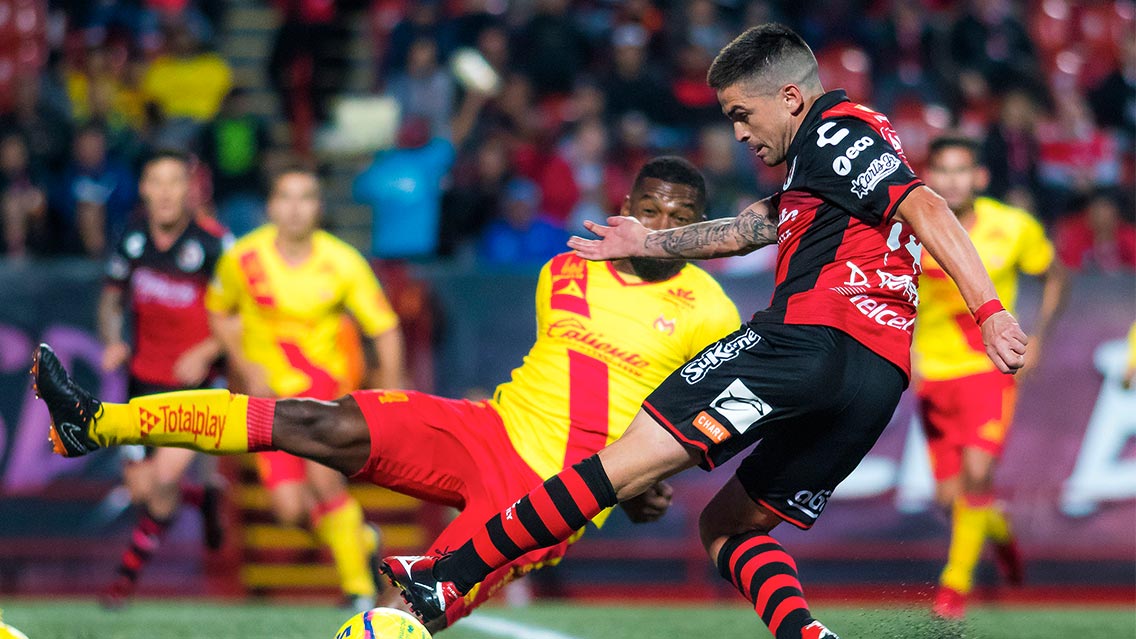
[987,503,1012,544]
[92,390,262,454]
[313,495,376,597]
[940,496,991,595]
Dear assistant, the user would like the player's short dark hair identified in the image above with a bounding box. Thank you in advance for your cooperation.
[927,136,983,165]
[633,156,707,213]
[141,148,191,172]
[269,160,319,192]
[707,24,821,94]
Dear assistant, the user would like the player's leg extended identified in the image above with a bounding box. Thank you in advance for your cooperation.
[382,409,699,622]
[699,478,835,639]
[305,460,380,607]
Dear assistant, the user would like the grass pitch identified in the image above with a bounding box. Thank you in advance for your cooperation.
[0,600,1132,639]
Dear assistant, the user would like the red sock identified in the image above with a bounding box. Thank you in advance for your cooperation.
[717,532,815,639]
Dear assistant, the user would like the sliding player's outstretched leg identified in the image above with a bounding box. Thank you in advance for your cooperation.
[31,343,372,478]
[381,409,699,624]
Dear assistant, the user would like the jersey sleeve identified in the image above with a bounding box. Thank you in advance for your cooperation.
[342,250,400,337]
[1015,211,1055,276]
[204,248,242,315]
[798,117,922,226]
[533,261,554,333]
[104,235,131,288]
[684,278,742,356]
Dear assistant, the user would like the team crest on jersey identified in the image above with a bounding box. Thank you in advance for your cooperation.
[653,315,676,335]
[124,232,146,258]
[177,239,205,272]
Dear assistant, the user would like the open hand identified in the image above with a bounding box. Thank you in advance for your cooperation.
[567,216,648,261]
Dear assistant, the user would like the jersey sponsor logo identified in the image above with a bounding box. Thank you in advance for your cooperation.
[815,121,850,148]
[876,270,919,304]
[850,153,902,199]
[137,407,161,436]
[177,239,205,273]
[667,288,696,302]
[709,378,771,433]
[124,232,146,258]
[693,411,731,444]
[848,294,915,331]
[546,318,650,370]
[680,328,761,384]
[832,136,874,176]
[154,403,228,449]
[376,390,409,404]
[653,315,676,336]
[132,267,199,308]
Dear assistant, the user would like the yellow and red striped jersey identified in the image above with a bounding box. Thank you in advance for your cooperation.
[492,253,740,481]
[914,197,1054,381]
[205,224,399,398]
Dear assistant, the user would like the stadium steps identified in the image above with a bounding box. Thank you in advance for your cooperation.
[229,457,448,597]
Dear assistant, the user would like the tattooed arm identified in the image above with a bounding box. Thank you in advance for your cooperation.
[567,199,778,261]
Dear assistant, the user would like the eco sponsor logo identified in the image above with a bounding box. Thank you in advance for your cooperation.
[680,328,761,384]
[850,153,902,199]
[832,135,874,176]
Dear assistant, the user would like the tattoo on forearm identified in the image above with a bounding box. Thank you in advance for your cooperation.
[642,203,778,258]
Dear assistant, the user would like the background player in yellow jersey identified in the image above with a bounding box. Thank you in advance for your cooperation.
[206,165,407,611]
[916,136,1069,619]
[34,157,739,631]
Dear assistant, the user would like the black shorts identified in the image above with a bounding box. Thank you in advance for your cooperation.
[642,321,905,529]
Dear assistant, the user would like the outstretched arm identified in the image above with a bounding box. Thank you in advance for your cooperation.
[896,186,1028,374]
[568,199,778,261]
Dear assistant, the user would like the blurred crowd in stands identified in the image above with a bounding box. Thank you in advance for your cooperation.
[0,0,1132,273]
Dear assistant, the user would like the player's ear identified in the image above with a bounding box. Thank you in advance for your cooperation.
[975,165,990,193]
[782,84,805,116]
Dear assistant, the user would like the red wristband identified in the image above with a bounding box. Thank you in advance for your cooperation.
[973,299,1005,326]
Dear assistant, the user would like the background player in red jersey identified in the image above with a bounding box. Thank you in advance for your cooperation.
[381,24,1029,639]
[97,150,229,607]
[34,157,739,632]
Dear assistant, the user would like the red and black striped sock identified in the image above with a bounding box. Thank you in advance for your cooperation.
[716,532,815,639]
[437,454,617,593]
[114,509,173,587]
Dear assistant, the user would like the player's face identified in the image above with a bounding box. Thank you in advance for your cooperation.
[140,158,190,228]
[268,172,321,241]
[926,147,988,214]
[718,83,794,167]
[622,177,703,230]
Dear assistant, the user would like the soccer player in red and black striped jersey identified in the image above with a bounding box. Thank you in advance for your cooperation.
[97,150,229,607]
[382,25,1029,639]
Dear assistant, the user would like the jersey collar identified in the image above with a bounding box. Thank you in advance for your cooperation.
[785,89,850,178]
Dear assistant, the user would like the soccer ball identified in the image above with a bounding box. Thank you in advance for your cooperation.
[334,607,432,639]
[0,618,28,639]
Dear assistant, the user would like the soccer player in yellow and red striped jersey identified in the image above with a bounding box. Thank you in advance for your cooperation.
[915,137,1068,620]
[35,157,739,631]
[206,165,406,611]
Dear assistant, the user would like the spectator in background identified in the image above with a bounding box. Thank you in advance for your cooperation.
[866,1,942,113]
[382,1,455,78]
[440,133,512,258]
[0,133,49,258]
[514,0,590,97]
[66,44,146,131]
[602,24,674,125]
[669,42,721,127]
[199,89,269,237]
[0,76,71,173]
[1037,92,1121,221]
[1055,189,1136,272]
[478,177,568,267]
[681,0,731,58]
[385,36,456,136]
[51,123,137,257]
[268,0,349,126]
[983,87,1042,205]
[562,118,614,234]
[354,91,489,259]
[696,126,759,220]
[141,21,232,139]
[1088,34,1136,146]
[949,0,1037,93]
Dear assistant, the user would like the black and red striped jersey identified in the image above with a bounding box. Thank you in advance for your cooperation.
[758,90,924,378]
[105,214,229,387]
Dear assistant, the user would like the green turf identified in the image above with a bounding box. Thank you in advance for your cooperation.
[0,601,1132,639]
